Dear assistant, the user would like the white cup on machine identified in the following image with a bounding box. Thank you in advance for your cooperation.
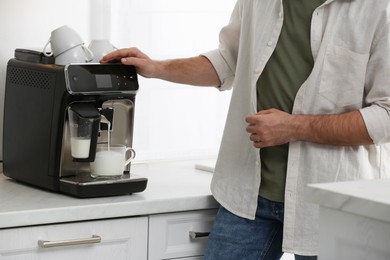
[88,40,117,62]
[90,144,136,178]
[43,25,94,65]
[55,45,94,65]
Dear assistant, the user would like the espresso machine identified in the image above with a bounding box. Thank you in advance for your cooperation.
[3,50,147,197]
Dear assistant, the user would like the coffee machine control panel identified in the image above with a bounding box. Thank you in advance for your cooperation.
[64,64,139,95]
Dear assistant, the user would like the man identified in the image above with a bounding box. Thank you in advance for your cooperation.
[101,0,390,259]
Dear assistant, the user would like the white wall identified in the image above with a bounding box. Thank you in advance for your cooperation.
[0,0,234,162]
[109,0,234,162]
[0,0,92,160]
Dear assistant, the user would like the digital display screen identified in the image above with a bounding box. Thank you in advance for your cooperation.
[95,74,113,89]
[65,64,139,94]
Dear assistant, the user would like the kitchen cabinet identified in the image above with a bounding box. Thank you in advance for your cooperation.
[0,217,148,260]
[307,179,390,260]
[149,210,217,260]
[0,210,216,260]
[317,207,390,260]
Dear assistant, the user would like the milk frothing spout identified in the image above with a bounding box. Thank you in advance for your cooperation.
[67,104,100,161]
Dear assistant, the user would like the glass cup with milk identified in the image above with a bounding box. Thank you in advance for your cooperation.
[90,144,136,178]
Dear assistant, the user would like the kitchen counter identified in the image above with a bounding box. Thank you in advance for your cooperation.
[306,178,390,223]
[306,179,390,260]
[0,160,218,229]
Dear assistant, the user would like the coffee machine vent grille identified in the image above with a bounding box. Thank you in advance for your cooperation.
[8,67,54,90]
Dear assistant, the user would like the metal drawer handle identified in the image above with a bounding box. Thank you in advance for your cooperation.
[38,235,101,248]
[189,231,210,240]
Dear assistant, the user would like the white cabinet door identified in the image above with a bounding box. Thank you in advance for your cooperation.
[0,217,148,260]
[319,207,390,260]
[149,209,217,260]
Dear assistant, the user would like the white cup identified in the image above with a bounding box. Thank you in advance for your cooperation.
[88,40,117,62]
[55,44,94,65]
[43,25,84,57]
[90,144,136,178]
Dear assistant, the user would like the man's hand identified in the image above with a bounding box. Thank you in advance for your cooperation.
[100,48,158,79]
[246,109,295,148]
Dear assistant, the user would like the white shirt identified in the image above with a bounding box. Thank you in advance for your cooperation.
[203,0,390,255]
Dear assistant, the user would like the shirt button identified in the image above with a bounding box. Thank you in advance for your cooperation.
[279,11,283,17]
[267,41,273,46]
[256,161,260,166]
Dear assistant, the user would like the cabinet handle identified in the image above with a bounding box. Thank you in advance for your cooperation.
[38,235,101,248]
[189,231,210,239]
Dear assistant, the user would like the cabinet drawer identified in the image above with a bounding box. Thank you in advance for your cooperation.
[0,217,148,260]
[149,209,217,260]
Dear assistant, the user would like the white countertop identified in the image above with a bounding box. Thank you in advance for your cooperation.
[306,178,390,223]
[0,160,218,229]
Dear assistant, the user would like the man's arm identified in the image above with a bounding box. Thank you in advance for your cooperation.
[246,109,373,148]
[100,48,221,87]
[294,110,372,146]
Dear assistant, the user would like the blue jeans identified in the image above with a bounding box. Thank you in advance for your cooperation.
[204,196,317,260]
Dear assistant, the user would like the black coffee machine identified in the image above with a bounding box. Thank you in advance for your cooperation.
[3,50,147,197]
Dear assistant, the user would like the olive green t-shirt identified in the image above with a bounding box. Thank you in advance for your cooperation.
[257,0,325,202]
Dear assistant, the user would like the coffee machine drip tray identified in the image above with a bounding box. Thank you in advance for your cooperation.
[59,173,148,198]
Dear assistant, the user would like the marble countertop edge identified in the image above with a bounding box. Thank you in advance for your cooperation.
[0,192,218,229]
[306,179,390,223]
